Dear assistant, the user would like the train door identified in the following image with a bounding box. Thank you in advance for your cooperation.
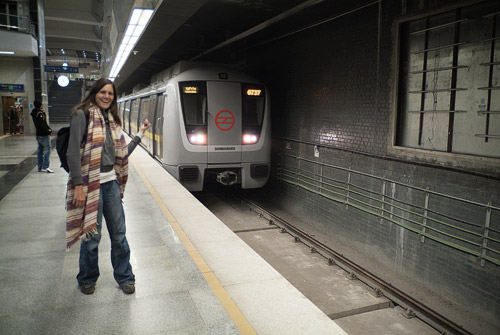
[153,93,164,160]
[139,96,154,154]
[207,81,242,164]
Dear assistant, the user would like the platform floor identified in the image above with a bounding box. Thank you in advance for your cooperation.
[0,133,347,335]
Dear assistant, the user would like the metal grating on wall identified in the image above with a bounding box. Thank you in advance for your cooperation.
[397,0,500,157]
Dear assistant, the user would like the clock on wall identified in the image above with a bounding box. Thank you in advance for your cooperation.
[57,75,69,87]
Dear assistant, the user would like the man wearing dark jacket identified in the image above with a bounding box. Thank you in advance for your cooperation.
[30,100,54,173]
[8,106,17,134]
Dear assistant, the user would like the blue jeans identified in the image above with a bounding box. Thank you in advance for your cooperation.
[77,180,135,287]
[36,136,51,170]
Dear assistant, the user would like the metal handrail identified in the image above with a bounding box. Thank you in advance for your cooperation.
[0,13,36,35]
[276,150,500,266]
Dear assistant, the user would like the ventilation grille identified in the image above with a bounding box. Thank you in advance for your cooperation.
[179,166,199,181]
[250,164,269,178]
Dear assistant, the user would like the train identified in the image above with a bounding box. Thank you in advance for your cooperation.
[117,61,271,191]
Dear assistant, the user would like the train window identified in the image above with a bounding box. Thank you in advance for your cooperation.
[242,84,265,133]
[118,102,123,123]
[130,99,140,136]
[140,97,151,123]
[123,100,131,134]
[140,96,154,133]
[179,81,207,126]
[139,96,154,152]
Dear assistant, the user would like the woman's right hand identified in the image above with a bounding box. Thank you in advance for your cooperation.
[72,185,86,208]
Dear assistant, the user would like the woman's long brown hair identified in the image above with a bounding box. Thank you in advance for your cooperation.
[72,78,121,126]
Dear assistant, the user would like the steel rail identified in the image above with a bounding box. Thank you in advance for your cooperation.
[236,194,474,335]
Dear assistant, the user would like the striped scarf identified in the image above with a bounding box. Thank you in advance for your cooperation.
[65,105,128,249]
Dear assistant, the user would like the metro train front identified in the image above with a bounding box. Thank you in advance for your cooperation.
[120,63,271,192]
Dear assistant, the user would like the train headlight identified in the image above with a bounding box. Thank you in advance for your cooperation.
[243,134,259,144]
[188,133,207,145]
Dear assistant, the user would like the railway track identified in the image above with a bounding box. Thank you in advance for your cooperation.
[196,188,473,335]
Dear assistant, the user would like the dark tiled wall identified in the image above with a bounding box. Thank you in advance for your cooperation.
[253,4,388,154]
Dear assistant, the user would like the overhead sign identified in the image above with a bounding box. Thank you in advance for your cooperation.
[0,84,24,92]
[215,110,235,131]
[44,65,79,73]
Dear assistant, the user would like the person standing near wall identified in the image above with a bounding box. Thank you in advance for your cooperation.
[30,100,54,173]
[8,106,17,135]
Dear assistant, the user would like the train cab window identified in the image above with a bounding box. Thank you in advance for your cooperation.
[242,84,265,133]
[179,81,207,126]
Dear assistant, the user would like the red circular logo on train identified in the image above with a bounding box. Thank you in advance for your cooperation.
[215,110,235,131]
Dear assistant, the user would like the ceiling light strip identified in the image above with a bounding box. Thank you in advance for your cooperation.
[109,8,154,81]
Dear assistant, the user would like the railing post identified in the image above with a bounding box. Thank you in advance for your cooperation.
[380,179,386,224]
[389,182,396,221]
[480,202,492,267]
[319,163,323,195]
[277,153,282,181]
[296,156,301,189]
[346,169,351,209]
[421,187,430,243]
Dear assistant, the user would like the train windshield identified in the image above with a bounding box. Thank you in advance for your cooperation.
[179,81,207,126]
[242,84,265,133]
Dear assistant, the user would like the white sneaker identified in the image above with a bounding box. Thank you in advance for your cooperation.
[40,168,54,173]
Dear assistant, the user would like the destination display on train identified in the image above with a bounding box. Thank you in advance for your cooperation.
[246,89,262,96]
[183,86,198,94]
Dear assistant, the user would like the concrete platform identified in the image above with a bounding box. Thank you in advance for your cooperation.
[0,133,348,335]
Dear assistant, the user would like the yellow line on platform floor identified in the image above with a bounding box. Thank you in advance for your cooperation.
[130,157,256,335]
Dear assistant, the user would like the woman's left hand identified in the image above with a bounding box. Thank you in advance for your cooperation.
[140,119,152,132]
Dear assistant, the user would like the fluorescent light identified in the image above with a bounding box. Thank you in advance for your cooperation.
[132,26,142,37]
[129,10,142,25]
[138,10,153,25]
[0,51,15,55]
[108,8,154,81]
[125,25,135,36]
[128,36,139,45]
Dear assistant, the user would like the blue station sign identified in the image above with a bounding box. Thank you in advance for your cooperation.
[0,84,24,92]
[44,65,79,73]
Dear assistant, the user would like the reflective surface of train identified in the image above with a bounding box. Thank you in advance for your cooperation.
[118,61,271,191]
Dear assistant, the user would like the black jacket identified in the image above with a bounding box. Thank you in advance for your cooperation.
[30,108,52,136]
[8,108,17,120]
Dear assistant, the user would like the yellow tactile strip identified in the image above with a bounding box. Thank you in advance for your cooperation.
[130,157,256,334]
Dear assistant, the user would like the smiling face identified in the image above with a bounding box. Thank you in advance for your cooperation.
[95,84,114,110]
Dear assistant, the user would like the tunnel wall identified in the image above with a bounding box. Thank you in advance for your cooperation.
[235,0,500,330]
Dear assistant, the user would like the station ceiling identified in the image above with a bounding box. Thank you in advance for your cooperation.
[44,0,355,94]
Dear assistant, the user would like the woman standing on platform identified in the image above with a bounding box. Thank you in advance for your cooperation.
[65,78,151,295]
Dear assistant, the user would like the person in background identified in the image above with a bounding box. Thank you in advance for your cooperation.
[66,78,151,295]
[17,106,24,134]
[8,106,17,135]
[30,100,53,173]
